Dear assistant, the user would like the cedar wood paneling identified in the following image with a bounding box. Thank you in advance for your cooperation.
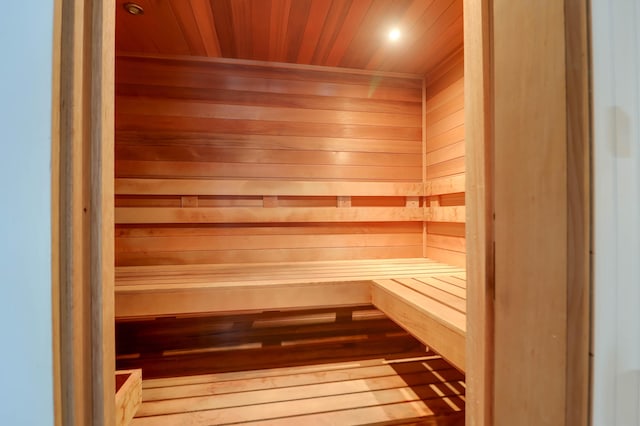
[425,48,465,267]
[115,0,463,75]
[115,56,424,266]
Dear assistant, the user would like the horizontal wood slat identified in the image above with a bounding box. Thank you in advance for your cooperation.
[115,281,372,318]
[425,174,465,196]
[117,97,421,128]
[116,258,465,286]
[115,207,426,224]
[115,206,464,225]
[116,178,424,197]
[115,246,425,267]
[425,206,466,223]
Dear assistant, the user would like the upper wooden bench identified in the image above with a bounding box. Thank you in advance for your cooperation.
[115,258,466,370]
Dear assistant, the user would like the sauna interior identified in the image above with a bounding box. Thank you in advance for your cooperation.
[114,0,467,424]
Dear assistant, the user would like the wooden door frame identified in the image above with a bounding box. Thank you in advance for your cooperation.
[50,0,590,424]
[464,0,591,424]
[52,0,115,424]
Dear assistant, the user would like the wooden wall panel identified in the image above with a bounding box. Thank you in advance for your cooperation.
[115,56,424,266]
[425,48,465,267]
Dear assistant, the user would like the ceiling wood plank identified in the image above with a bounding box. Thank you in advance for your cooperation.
[169,1,207,56]
[311,0,353,65]
[325,0,374,67]
[145,0,191,55]
[191,0,222,57]
[269,0,293,62]
[115,0,463,75]
[365,0,437,70]
[210,0,236,57]
[284,0,313,63]
[250,0,271,61]
[230,0,253,59]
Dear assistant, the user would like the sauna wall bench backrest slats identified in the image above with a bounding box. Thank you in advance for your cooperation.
[115,178,465,224]
[115,178,467,371]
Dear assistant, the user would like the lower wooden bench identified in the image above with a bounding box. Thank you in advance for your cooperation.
[371,274,466,371]
[115,258,466,370]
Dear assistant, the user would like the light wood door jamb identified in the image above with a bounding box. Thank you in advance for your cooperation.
[52,0,115,424]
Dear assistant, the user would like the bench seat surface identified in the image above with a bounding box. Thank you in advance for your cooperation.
[372,274,466,370]
[115,258,466,371]
[115,258,464,316]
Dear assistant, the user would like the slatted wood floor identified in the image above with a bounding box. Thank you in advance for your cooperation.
[132,354,465,425]
[117,307,465,425]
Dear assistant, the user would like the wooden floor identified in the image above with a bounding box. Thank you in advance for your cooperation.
[117,306,465,425]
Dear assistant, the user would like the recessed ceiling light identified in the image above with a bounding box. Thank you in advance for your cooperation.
[124,2,144,15]
[388,28,401,41]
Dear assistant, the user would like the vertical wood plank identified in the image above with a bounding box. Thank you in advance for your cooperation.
[59,1,90,422]
[54,0,115,424]
[564,0,592,424]
[92,2,116,424]
[493,1,571,424]
[463,0,493,424]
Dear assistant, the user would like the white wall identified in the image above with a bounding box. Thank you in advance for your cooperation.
[0,1,54,424]
[592,0,640,425]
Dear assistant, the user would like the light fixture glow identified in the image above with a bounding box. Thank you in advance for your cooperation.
[388,28,401,41]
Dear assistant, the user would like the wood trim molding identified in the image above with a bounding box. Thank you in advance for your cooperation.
[491,1,591,424]
[52,0,115,424]
[464,0,494,424]
[466,1,591,424]
[115,52,424,80]
[564,0,592,423]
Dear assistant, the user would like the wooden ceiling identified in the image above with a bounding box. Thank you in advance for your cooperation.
[116,0,463,75]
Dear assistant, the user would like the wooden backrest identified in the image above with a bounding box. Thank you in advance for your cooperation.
[115,178,431,224]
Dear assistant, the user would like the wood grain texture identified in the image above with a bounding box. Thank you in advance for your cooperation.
[425,47,465,266]
[115,369,142,426]
[115,0,463,75]
[117,312,465,424]
[115,56,425,266]
[54,0,115,424]
[463,0,493,424]
[116,179,424,197]
[372,275,467,370]
[493,1,572,424]
[564,0,591,424]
